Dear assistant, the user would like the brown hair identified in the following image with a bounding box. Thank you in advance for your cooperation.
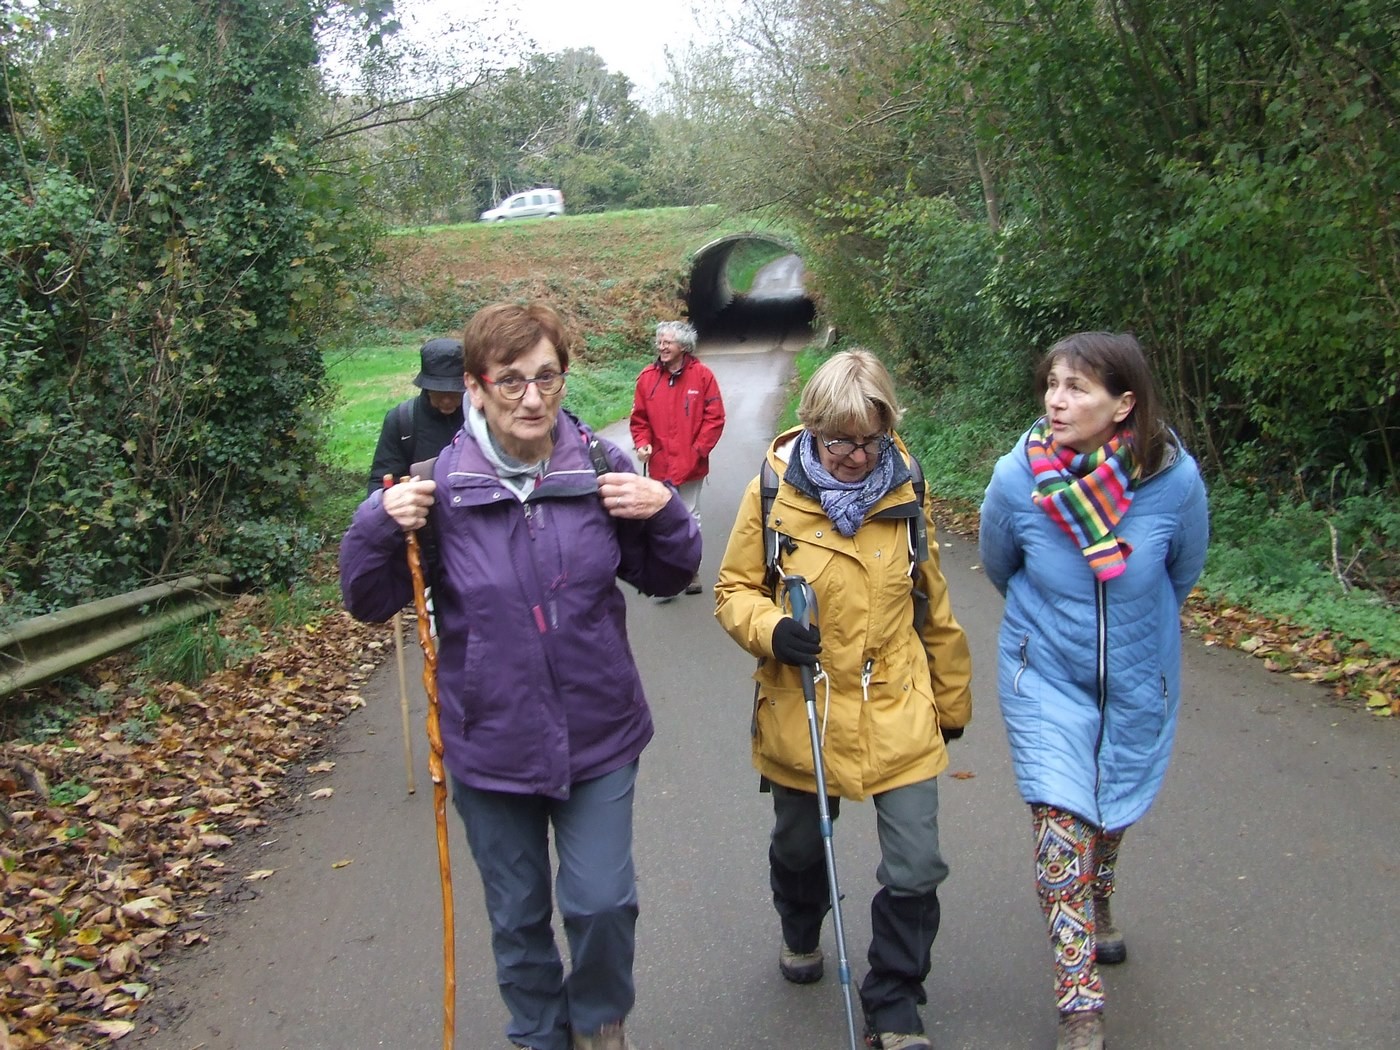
[461,302,572,376]
[1035,331,1171,475]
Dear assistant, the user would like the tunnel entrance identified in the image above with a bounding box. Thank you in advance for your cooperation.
[686,234,816,349]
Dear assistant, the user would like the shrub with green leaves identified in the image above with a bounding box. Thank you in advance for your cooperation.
[0,0,379,624]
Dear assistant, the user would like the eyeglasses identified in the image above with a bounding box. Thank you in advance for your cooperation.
[820,434,890,458]
[479,370,567,401]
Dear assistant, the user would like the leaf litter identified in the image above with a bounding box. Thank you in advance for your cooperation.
[1,597,384,1048]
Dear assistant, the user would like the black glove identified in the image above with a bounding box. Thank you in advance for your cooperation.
[941,725,965,744]
[771,617,822,666]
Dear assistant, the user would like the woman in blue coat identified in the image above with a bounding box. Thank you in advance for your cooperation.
[341,302,701,1050]
[979,332,1208,1050]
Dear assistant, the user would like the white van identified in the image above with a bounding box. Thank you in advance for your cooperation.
[480,188,565,222]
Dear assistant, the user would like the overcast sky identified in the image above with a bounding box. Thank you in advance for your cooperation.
[514,0,703,98]
[401,0,711,103]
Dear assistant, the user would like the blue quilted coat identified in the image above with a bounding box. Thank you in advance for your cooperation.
[978,428,1209,830]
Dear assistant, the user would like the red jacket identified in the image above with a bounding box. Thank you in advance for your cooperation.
[630,354,726,485]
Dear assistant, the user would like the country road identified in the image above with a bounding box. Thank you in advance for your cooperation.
[132,327,1399,1049]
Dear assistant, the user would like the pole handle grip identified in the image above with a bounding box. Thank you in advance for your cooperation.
[783,574,818,630]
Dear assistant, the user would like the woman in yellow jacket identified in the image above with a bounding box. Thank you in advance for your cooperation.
[715,349,972,1050]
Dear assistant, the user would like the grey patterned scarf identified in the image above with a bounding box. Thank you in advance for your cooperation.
[796,430,898,536]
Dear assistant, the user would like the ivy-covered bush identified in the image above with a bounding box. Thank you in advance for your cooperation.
[0,0,379,623]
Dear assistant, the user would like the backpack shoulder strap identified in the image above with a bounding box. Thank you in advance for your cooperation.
[585,433,612,476]
[559,409,612,477]
[760,458,788,596]
[396,399,416,445]
[907,453,929,563]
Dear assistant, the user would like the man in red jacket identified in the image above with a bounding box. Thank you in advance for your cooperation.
[630,320,726,595]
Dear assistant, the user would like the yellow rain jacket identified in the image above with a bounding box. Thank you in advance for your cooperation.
[715,428,973,801]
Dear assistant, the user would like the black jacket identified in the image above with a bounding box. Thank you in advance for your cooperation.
[365,392,464,497]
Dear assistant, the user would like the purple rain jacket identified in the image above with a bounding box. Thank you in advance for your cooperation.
[339,412,701,799]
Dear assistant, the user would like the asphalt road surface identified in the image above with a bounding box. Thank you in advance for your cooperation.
[133,340,1399,1050]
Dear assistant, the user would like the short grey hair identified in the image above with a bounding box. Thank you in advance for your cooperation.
[655,321,697,352]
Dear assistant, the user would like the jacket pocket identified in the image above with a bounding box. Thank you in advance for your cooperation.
[753,685,819,779]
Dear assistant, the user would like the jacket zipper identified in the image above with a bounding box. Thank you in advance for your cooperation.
[1092,578,1109,827]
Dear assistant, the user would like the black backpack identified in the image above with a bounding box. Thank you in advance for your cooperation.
[758,452,931,630]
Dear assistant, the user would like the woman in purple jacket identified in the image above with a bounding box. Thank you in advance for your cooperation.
[340,302,701,1050]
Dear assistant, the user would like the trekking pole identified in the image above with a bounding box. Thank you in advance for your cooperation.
[392,614,416,795]
[403,486,456,1050]
[783,574,859,1050]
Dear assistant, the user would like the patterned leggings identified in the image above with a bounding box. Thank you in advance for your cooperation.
[1030,804,1124,1015]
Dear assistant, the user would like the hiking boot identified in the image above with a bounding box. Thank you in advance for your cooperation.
[571,1021,635,1050]
[1056,1011,1105,1050]
[685,575,703,595]
[779,942,824,983]
[1093,894,1126,965]
[869,1034,932,1050]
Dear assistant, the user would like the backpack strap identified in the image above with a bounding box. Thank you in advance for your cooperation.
[396,399,416,447]
[908,455,929,563]
[759,458,796,597]
[905,454,929,630]
[585,433,612,476]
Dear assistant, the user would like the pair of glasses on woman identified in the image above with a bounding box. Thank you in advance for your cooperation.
[820,434,891,457]
[479,370,568,401]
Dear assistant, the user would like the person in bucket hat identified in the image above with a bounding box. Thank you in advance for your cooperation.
[366,337,466,496]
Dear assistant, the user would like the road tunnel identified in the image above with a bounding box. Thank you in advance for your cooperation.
[685,234,816,348]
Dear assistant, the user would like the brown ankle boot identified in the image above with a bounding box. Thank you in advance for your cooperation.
[1056,1010,1105,1050]
[1093,894,1126,964]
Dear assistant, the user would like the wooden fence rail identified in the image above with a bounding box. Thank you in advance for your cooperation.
[0,575,233,699]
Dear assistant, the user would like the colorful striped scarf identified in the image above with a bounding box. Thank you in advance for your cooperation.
[1027,418,1137,581]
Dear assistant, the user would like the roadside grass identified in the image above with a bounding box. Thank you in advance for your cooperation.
[320,345,640,477]
[322,206,795,473]
[320,333,427,471]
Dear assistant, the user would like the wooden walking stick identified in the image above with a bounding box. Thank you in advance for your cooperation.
[406,509,456,1049]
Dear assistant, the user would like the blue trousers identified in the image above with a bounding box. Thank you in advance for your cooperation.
[452,761,639,1050]
[769,776,948,1035]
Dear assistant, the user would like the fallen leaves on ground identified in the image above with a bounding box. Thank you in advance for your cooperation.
[1184,597,1400,716]
[0,601,385,1048]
